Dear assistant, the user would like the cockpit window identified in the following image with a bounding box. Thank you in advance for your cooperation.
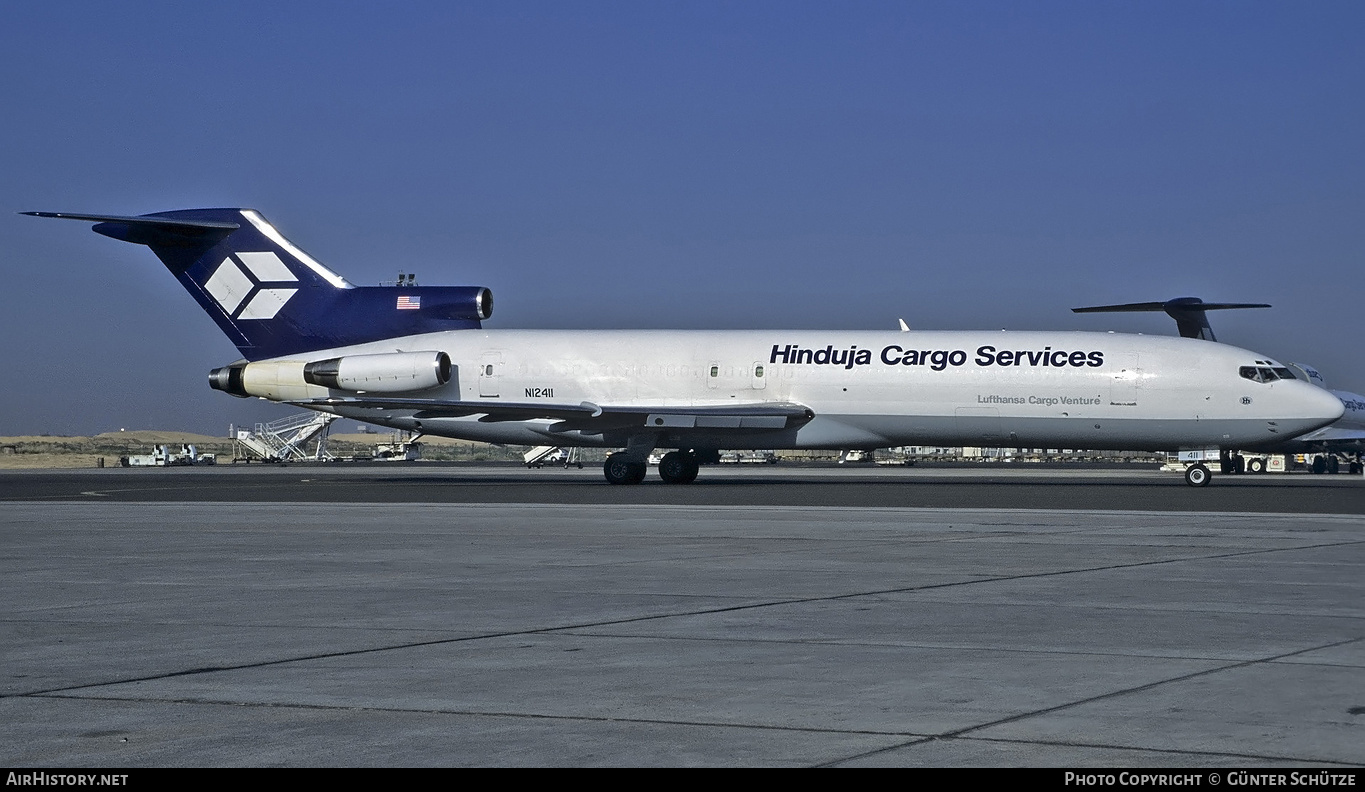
[1241,366,1290,384]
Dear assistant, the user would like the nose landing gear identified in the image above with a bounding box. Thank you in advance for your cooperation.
[1184,463,1212,487]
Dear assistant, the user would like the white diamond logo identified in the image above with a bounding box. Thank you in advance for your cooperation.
[202,252,301,320]
[236,251,296,282]
[204,258,253,315]
[239,288,299,320]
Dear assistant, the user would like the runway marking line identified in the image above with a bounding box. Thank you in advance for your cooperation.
[821,635,1365,767]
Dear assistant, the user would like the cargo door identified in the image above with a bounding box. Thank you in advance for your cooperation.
[1110,353,1141,407]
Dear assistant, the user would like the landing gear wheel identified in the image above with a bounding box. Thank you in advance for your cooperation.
[1185,463,1211,487]
[1328,456,1340,474]
[1247,458,1266,474]
[1312,456,1328,474]
[604,453,647,485]
[658,451,700,484]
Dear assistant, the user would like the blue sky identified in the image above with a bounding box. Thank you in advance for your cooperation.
[3,1,1362,435]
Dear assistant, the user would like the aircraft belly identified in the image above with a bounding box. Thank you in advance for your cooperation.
[786,416,892,449]
[336,403,1288,453]
[799,413,1293,452]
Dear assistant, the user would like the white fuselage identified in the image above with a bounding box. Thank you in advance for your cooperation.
[259,329,1345,453]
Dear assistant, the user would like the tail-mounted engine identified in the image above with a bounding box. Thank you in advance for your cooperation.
[210,351,452,399]
[304,351,452,392]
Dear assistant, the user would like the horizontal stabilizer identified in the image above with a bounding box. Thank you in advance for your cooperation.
[1072,297,1271,342]
[23,210,240,249]
[1073,300,1271,314]
[22,211,239,230]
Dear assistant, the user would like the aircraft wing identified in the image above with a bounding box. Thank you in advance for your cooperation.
[291,397,815,434]
[1288,426,1365,449]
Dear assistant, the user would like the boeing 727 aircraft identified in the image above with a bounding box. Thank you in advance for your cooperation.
[27,209,1344,486]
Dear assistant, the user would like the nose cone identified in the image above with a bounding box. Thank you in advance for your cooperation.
[1292,383,1346,432]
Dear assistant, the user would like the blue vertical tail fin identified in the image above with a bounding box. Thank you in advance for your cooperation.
[25,209,491,360]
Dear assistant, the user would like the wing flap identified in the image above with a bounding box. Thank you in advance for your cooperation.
[1293,427,1365,445]
[291,397,600,421]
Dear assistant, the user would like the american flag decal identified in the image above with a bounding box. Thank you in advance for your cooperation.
[396,295,420,310]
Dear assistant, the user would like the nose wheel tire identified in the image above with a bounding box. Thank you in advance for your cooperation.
[1184,463,1211,487]
[603,453,647,485]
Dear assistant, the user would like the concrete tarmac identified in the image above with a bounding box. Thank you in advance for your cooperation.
[1,466,1363,767]
[2,462,1363,512]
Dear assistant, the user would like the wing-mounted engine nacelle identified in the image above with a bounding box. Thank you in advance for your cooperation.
[210,351,452,399]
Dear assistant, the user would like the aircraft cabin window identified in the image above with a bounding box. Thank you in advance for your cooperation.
[1239,367,1264,383]
[1258,368,1278,381]
[1273,368,1297,380]
[710,366,719,378]
[755,365,764,378]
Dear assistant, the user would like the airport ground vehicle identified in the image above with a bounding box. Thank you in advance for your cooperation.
[524,446,583,468]
[122,444,212,467]
[720,451,778,464]
[1221,450,1361,475]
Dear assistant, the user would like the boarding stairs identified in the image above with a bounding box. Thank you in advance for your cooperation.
[523,445,582,468]
[235,412,338,462]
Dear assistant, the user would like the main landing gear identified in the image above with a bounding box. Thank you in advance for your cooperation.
[603,451,701,485]
[603,452,648,485]
[657,451,700,484]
